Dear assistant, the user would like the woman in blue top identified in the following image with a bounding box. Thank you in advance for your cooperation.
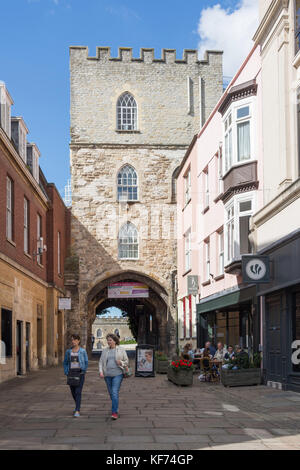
[63,334,88,417]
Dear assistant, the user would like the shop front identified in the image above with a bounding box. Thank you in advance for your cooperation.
[196,286,259,355]
[257,230,300,392]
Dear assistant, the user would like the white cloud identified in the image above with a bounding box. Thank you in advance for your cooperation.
[198,0,259,78]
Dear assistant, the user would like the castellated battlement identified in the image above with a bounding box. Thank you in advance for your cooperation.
[69,46,223,65]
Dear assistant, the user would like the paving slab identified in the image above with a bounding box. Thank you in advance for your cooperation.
[0,360,300,450]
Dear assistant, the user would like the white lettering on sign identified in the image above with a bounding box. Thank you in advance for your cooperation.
[291,340,300,365]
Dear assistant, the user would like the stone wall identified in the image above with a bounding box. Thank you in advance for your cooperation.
[68,45,224,352]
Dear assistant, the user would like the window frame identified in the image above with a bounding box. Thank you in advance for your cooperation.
[116,92,138,131]
[204,238,210,281]
[184,229,191,272]
[37,213,42,265]
[57,231,61,275]
[184,167,191,206]
[218,229,224,276]
[6,176,14,241]
[222,97,256,176]
[117,165,138,202]
[24,197,29,254]
[118,222,139,260]
[224,192,255,265]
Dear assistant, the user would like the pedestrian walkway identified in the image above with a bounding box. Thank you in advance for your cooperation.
[0,360,300,450]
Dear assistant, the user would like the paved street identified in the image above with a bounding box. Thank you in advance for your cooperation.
[0,360,300,450]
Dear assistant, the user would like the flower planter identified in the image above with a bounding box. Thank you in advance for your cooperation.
[221,368,261,387]
[167,366,193,386]
[156,360,169,374]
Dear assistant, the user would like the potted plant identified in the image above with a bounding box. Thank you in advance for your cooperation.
[221,352,262,387]
[155,351,169,374]
[167,359,194,386]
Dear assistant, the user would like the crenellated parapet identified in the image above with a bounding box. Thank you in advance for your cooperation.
[70,46,223,65]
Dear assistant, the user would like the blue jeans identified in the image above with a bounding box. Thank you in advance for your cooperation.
[70,373,85,412]
[104,374,123,414]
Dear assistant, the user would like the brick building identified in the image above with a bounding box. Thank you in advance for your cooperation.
[0,81,69,383]
[67,46,223,354]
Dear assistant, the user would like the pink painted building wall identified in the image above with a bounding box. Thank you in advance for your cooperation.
[177,45,262,351]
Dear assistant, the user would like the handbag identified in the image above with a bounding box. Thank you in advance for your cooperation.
[67,368,81,386]
[123,366,132,378]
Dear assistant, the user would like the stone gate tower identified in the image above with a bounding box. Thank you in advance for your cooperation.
[67,46,223,354]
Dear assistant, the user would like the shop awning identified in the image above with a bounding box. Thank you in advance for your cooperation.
[196,286,256,315]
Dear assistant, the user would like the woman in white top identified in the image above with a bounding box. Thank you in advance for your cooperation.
[99,333,129,420]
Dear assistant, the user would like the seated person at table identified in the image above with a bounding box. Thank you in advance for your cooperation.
[224,345,235,360]
[193,348,202,369]
[182,343,194,359]
[201,341,216,357]
[213,342,225,362]
[234,345,249,369]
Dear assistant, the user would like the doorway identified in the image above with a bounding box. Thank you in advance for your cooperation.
[37,318,43,367]
[16,321,23,375]
[26,322,30,372]
[266,295,282,384]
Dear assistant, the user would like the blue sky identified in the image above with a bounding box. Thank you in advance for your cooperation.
[0,0,258,200]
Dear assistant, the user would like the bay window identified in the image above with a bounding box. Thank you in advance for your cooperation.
[224,193,254,265]
[223,99,254,174]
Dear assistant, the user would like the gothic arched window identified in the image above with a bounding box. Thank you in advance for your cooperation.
[117,92,137,130]
[118,222,138,259]
[117,165,138,201]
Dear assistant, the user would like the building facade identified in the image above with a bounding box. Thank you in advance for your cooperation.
[177,46,263,354]
[92,317,134,350]
[251,0,300,392]
[0,82,69,383]
[67,46,223,354]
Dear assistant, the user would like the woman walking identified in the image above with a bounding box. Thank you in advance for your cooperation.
[63,334,88,417]
[99,333,129,420]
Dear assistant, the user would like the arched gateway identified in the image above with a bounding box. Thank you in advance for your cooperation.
[65,268,176,356]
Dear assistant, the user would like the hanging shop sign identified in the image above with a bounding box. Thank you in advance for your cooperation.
[108,282,149,299]
[187,275,198,295]
[242,255,270,284]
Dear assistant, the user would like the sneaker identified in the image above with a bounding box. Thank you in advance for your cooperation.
[74,411,80,417]
[111,412,118,420]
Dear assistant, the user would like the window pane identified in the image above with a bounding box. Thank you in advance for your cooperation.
[237,121,250,161]
[239,200,252,212]
[237,106,250,119]
[239,215,251,254]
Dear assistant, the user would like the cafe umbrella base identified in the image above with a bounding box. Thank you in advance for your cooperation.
[167,366,194,386]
